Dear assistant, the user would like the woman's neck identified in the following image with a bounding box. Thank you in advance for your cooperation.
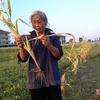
[38,32,44,36]
[38,30,45,36]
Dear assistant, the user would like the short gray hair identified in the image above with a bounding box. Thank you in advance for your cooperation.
[30,11,48,23]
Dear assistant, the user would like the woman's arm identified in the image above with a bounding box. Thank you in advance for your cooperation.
[47,44,61,58]
[16,36,26,60]
[41,35,61,58]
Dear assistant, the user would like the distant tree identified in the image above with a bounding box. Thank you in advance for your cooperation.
[14,40,17,46]
[87,39,91,42]
[99,37,100,41]
[79,37,83,42]
[69,39,74,43]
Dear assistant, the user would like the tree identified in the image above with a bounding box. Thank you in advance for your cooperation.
[99,37,100,41]
[79,37,83,42]
[87,39,91,42]
[69,39,74,43]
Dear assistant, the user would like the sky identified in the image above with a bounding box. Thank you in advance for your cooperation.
[0,0,100,42]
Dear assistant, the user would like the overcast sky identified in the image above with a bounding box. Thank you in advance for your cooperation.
[0,0,100,42]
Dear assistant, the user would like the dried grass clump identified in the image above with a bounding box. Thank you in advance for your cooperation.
[34,71,45,84]
[61,42,91,92]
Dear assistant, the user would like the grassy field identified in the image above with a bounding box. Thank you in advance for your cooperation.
[0,48,31,100]
[0,43,100,100]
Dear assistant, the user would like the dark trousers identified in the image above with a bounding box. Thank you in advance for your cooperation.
[29,85,62,100]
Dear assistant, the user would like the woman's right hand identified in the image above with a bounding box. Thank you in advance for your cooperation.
[16,36,24,48]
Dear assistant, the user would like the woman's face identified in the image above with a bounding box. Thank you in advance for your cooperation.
[32,14,47,35]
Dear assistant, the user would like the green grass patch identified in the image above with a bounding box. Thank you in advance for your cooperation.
[72,56,100,100]
[0,49,31,100]
[0,48,19,62]
[0,59,31,100]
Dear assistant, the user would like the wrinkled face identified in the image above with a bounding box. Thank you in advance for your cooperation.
[32,14,47,34]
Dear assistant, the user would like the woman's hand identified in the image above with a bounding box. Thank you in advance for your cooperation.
[16,36,26,60]
[40,35,51,47]
[16,36,24,48]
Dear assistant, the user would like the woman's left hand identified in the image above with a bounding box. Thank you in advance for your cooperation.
[40,35,51,47]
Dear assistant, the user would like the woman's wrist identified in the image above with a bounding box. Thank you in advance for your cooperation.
[20,46,24,49]
[46,43,52,48]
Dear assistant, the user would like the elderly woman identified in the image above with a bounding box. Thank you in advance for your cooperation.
[16,11,63,100]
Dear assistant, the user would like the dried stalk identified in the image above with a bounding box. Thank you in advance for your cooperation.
[29,33,76,52]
